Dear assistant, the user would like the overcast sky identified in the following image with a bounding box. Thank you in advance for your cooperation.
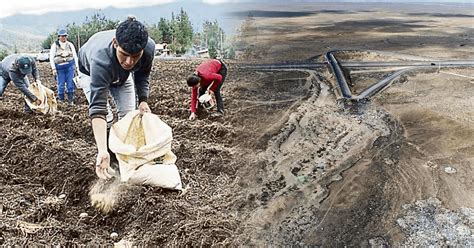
[0,0,231,18]
[0,0,469,18]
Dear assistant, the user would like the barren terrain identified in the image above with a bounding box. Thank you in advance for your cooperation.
[233,2,474,246]
[1,2,473,246]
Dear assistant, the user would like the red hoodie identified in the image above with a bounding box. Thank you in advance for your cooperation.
[190,59,223,113]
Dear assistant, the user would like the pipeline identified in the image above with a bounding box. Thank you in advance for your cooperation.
[325,50,474,101]
[325,51,352,99]
[236,50,474,102]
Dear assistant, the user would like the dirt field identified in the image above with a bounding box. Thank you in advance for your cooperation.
[1,2,473,246]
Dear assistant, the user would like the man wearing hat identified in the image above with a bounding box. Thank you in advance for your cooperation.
[49,28,79,104]
[0,54,41,112]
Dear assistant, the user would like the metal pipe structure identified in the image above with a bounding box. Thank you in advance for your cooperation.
[238,62,327,70]
[325,51,352,99]
[235,50,474,102]
[326,50,474,101]
[353,67,413,100]
[342,61,474,68]
[237,61,474,70]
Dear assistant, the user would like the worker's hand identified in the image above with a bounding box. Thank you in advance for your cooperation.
[189,112,197,121]
[95,150,112,180]
[138,101,151,115]
[52,69,57,76]
[33,99,42,105]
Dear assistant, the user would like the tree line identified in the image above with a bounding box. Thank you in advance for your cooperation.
[38,9,234,59]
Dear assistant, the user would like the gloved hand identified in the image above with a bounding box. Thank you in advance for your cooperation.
[95,150,113,179]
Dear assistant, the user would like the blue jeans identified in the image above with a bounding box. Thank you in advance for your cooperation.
[78,72,136,126]
[55,60,75,100]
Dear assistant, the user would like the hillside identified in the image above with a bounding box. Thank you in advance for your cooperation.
[0,25,45,52]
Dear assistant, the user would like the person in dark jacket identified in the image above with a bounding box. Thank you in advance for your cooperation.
[77,16,155,179]
[0,54,41,112]
[186,59,227,121]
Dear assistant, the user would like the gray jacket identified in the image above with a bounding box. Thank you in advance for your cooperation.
[78,30,155,120]
[0,54,39,101]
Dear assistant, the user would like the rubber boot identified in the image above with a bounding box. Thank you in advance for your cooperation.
[67,92,75,105]
[58,93,65,102]
[24,100,33,114]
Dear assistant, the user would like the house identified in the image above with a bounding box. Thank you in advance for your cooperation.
[196,48,209,58]
[155,43,171,57]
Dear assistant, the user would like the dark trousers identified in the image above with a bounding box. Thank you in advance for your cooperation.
[215,60,227,113]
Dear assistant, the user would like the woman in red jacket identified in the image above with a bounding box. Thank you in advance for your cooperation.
[186,59,227,121]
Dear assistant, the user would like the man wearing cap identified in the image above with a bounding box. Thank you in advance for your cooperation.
[77,16,155,179]
[0,54,41,112]
[49,28,79,104]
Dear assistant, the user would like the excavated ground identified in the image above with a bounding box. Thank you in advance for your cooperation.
[231,2,473,246]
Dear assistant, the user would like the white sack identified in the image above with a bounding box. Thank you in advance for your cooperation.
[24,81,58,114]
[109,110,182,190]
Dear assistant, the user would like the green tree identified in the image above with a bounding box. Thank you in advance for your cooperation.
[208,43,218,58]
[148,23,161,44]
[41,12,119,50]
[147,11,194,55]
[159,17,173,44]
[201,20,225,58]
[0,49,9,60]
[224,46,235,59]
[41,37,53,49]
[171,8,193,54]
[148,18,173,44]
